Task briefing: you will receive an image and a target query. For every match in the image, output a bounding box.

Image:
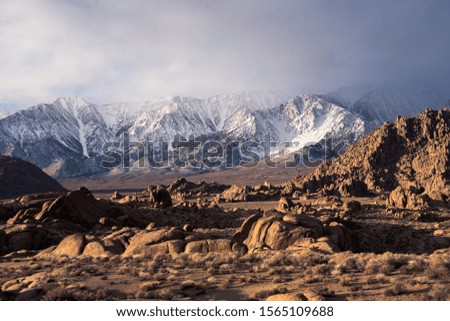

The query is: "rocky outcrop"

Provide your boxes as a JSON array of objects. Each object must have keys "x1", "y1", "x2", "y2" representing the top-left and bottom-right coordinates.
[
  {"x1": 276, "y1": 197, "x2": 295, "y2": 213},
  {"x1": 185, "y1": 239, "x2": 233, "y2": 254},
  {"x1": 235, "y1": 211, "x2": 356, "y2": 253},
  {"x1": 0, "y1": 156, "x2": 66, "y2": 199},
  {"x1": 148, "y1": 186, "x2": 173, "y2": 207},
  {"x1": 216, "y1": 185, "x2": 248, "y2": 202},
  {"x1": 123, "y1": 227, "x2": 185, "y2": 256},
  {"x1": 52, "y1": 234, "x2": 86, "y2": 257},
  {"x1": 35, "y1": 187, "x2": 108, "y2": 227},
  {"x1": 294, "y1": 108, "x2": 450, "y2": 200},
  {"x1": 386, "y1": 186, "x2": 431, "y2": 210}
]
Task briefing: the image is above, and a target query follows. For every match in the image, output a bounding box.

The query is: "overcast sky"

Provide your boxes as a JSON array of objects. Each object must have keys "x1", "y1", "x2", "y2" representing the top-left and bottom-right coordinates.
[{"x1": 0, "y1": 0, "x2": 449, "y2": 108}]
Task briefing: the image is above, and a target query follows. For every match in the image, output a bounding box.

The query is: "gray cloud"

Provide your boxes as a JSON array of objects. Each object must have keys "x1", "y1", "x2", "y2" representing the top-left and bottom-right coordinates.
[{"x1": 0, "y1": 0, "x2": 449, "y2": 107}]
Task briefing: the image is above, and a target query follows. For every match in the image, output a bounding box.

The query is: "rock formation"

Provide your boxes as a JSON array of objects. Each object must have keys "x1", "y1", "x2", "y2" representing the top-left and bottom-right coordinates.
[
  {"x1": 0, "y1": 156, "x2": 66, "y2": 199},
  {"x1": 294, "y1": 108, "x2": 450, "y2": 204}
]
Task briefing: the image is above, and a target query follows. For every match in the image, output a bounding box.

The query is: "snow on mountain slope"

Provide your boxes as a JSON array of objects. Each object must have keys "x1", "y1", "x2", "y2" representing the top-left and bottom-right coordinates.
[
  {"x1": 0, "y1": 97, "x2": 112, "y2": 168},
  {"x1": 0, "y1": 87, "x2": 445, "y2": 179},
  {"x1": 0, "y1": 110, "x2": 15, "y2": 120},
  {"x1": 0, "y1": 92, "x2": 288, "y2": 177},
  {"x1": 98, "y1": 91, "x2": 287, "y2": 140},
  {"x1": 227, "y1": 95, "x2": 367, "y2": 153}
]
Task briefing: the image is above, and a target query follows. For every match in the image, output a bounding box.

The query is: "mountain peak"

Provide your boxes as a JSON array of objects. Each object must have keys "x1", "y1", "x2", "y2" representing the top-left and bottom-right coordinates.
[{"x1": 54, "y1": 96, "x2": 91, "y2": 108}]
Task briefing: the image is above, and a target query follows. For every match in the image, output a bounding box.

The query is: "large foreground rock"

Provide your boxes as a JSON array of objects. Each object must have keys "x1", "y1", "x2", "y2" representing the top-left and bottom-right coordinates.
[
  {"x1": 185, "y1": 239, "x2": 232, "y2": 253},
  {"x1": 236, "y1": 212, "x2": 356, "y2": 253},
  {"x1": 52, "y1": 234, "x2": 86, "y2": 256},
  {"x1": 123, "y1": 227, "x2": 185, "y2": 256},
  {"x1": 241, "y1": 213, "x2": 323, "y2": 251}
]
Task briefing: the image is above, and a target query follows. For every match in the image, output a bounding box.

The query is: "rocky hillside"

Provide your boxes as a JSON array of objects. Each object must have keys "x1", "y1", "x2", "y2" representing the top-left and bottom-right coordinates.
[
  {"x1": 0, "y1": 156, "x2": 66, "y2": 198},
  {"x1": 294, "y1": 108, "x2": 450, "y2": 208}
]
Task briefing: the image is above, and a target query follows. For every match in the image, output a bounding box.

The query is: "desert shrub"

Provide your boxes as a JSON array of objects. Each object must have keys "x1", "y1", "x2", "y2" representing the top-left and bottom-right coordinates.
[
  {"x1": 42, "y1": 286, "x2": 75, "y2": 300},
  {"x1": 207, "y1": 267, "x2": 218, "y2": 276},
  {"x1": 137, "y1": 271, "x2": 152, "y2": 280},
  {"x1": 339, "y1": 276, "x2": 352, "y2": 286},
  {"x1": 425, "y1": 267, "x2": 447, "y2": 279},
  {"x1": 366, "y1": 274, "x2": 387, "y2": 285},
  {"x1": 311, "y1": 286, "x2": 335, "y2": 297},
  {"x1": 42, "y1": 286, "x2": 112, "y2": 301},
  {"x1": 331, "y1": 252, "x2": 360, "y2": 274},
  {"x1": 238, "y1": 253, "x2": 260, "y2": 264},
  {"x1": 311, "y1": 264, "x2": 332, "y2": 276},
  {"x1": 252, "y1": 287, "x2": 287, "y2": 300},
  {"x1": 422, "y1": 286, "x2": 448, "y2": 301},
  {"x1": 401, "y1": 258, "x2": 426, "y2": 274},
  {"x1": 303, "y1": 275, "x2": 321, "y2": 284},
  {"x1": 304, "y1": 253, "x2": 329, "y2": 267},
  {"x1": 384, "y1": 281, "x2": 407, "y2": 296},
  {"x1": 218, "y1": 263, "x2": 235, "y2": 275},
  {"x1": 251, "y1": 262, "x2": 269, "y2": 273},
  {"x1": 425, "y1": 253, "x2": 449, "y2": 279},
  {"x1": 365, "y1": 253, "x2": 411, "y2": 275}
]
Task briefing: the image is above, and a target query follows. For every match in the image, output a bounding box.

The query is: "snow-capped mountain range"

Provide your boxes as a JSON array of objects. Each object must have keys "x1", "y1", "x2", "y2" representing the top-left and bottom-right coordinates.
[{"x1": 0, "y1": 86, "x2": 448, "y2": 178}]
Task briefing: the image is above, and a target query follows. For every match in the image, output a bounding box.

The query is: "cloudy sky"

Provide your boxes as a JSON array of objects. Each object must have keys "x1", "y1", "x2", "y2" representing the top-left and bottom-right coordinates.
[{"x1": 0, "y1": 0, "x2": 449, "y2": 108}]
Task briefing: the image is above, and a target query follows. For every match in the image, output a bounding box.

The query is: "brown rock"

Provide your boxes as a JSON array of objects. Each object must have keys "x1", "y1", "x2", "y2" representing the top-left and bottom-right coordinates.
[
  {"x1": 276, "y1": 197, "x2": 294, "y2": 213},
  {"x1": 295, "y1": 109, "x2": 450, "y2": 200},
  {"x1": 308, "y1": 241, "x2": 340, "y2": 254},
  {"x1": 35, "y1": 188, "x2": 108, "y2": 227},
  {"x1": 218, "y1": 185, "x2": 247, "y2": 202},
  {"x1": 386, "y1": 186, "x2": 430, "y2": 210},
  {"x1": 233, "y1": 213, "x2": 262, "y2": 244},
  {"x1": 124, "y1": 240, "x2": 185, "y2": 257},
  {"x1": 82, "y1": 241, "x2": 109, "y2": 257},
  {"x1": 52, "y1": 234, "x2": 86, "y2": 257},
  {"x1": 266, "y1": 293, "x2": 307, "y2": 301},
  {"x1": 149, "y1": 187, "x2": 173, "y2": 207},
  {"x1": 185, "y1": 239, "x2": 232, "y2": 253},
  {"x1": 123, "y1": 227, "x2": 185, "y2": 256},
  {"x1": 242, "y1": 214, "x2": 323, "y2": 250}
]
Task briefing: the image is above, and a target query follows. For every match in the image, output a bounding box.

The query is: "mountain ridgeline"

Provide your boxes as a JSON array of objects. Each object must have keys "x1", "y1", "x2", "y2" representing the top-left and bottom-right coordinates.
[{"x1": 0, "y1": 86, "x2": 449, "y2": 178}]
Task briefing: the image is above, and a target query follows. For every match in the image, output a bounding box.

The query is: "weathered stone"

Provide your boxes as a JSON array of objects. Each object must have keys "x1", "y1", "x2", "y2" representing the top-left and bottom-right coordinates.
[
  {"x1": 233, "y1": 213, "x2": 262, "y2": 243},
  {"x1": 123, "y1": 227, "x2": 185, "y2": 256},
  {"x1": 35, "y1": 188, "x2": 108, "y2": 227},
  {"x1": 98, "y1": 216, "x2": 120, "y2": 227},
  {"x1": 295, "y1": 109, "x2": 450, "y2": 199},
  {"x1": 82, "y1": 241, "x2": 109, "y2": 256},
  {"x1": 266, "y1": 293, "x2": 307, "y2": 301},
  {"x1": 185, "y1": 239, "x2": 232, "y2": 253},
  {"x1": 5, "y1": 226, "x2": 50, "y2": 252},
  {"x1": 386, "y1": 186, "x2": 430, "y2": 210},
  {"x1": 52, "y1": 234, "x2": 86, "y2": 257},
  {"x1": 276, "y1": 197, "x2": 294, "y2": 213},
  {"x1": 124, "y1": 240, "x2": 185, "y2": 256},
  {"x1": 149, "y1": 187, "x2": 172, "y2": 207},
  {"x1": 309, "y1": 241, "x2": 340, "y2": 254},
  {"x1": 242, "y1": 214, "x2": 323, "y2": 250},
  {"x1": 16, "y1": 288, "x2": 44, "y2": 301},
  {"x1": 218, "y1": 185, "x2": 247, "y2": 202}
]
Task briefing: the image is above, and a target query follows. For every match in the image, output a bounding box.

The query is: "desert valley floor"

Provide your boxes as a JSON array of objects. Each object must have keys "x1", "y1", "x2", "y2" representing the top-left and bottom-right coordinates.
[{"x1": 0, "y1": 171, "x2": 449, "y2": 301}]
